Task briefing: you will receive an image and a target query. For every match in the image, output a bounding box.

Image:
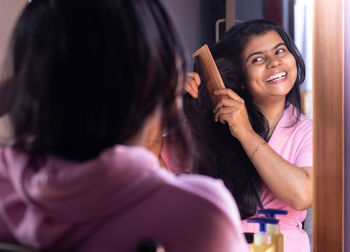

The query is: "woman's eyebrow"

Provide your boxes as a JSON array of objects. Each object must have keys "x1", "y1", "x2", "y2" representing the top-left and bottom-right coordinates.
[{"x1": 245, "y1": 42, "x2": 286, "y2": 63}]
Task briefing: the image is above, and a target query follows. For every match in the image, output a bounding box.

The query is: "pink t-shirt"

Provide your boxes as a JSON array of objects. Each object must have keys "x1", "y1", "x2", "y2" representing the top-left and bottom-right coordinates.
[
  {"x1": 241, "y1": 105, "x2": 313, "y2": 252},
  {"x1": 0, "y1": 144, "x2": 248, "y2": 252}
]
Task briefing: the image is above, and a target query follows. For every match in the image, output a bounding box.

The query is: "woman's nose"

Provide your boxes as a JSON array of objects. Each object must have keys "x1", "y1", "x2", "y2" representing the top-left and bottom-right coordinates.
[{"x1": 266, "y1": 56, "x2": 281, "y2": 68}]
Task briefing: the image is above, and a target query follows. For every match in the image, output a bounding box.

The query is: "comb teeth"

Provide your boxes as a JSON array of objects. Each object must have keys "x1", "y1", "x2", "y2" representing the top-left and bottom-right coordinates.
[{"x1": 192, "y1": 44, "x2": 225, "y2": 106}]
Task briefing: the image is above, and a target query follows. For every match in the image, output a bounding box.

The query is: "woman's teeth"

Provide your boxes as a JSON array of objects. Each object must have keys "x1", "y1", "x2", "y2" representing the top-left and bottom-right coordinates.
[{"x1": 265, "y1": 72, "x2": 287, "y2": 82}]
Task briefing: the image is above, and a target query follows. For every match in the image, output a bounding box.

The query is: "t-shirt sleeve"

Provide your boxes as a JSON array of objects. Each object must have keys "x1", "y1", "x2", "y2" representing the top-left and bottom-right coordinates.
[{"x1": 294, "y1": 120, "x2": 313, "y2": 167}]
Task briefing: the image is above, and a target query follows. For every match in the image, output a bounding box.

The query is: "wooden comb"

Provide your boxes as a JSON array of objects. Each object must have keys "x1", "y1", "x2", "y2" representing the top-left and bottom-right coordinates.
[{"x1": 192, "y1": 44, "x2": 225, "y2": 106}]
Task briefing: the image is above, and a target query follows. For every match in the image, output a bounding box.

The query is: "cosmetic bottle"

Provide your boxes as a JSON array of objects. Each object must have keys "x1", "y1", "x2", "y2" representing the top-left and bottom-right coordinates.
[
  {"x1": 257, "y1": 209, "x2": 288, "y2": 252},
  {"x1": 247, "y1": 217, "x2": 278, "y2": 252}
]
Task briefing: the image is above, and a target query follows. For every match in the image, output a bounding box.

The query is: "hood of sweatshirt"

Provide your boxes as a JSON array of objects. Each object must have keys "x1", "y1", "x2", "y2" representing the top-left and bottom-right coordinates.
[{"x1": 0, "y1": 145, "x2": 164, "y2": 247}]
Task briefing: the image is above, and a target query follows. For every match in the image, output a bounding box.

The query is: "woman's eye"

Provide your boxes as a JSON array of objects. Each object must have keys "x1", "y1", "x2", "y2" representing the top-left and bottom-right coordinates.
[
  {"x1": 276, "y1": 48, "x2": 285, "y2": 54},
  {"x1": 252, "y1": 57, "x2": 263, "y2": 63}
]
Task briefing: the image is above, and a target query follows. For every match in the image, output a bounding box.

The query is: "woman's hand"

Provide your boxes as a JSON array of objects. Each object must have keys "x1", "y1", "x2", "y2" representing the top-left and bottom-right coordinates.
[
  {"x1": 213, "y1": 88, "x2": 254, "y2": 140},
  {"x1": 184, "y1": 72, "x2": 201, "y2": 98}
]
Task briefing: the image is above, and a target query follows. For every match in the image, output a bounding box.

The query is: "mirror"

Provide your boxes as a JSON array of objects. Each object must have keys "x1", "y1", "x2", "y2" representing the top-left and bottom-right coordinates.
[{"x1": 161, "y1": 0, "x2": 344, "y2": 252}]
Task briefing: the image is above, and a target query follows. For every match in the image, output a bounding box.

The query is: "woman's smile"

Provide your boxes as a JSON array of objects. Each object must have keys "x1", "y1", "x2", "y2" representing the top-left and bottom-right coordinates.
[
  {"x1": 242, "y1": 30, "x2": 297, "y2": 105},
  {"x1": 265, "y1": 71, "x2": 287, "y2": 83}
]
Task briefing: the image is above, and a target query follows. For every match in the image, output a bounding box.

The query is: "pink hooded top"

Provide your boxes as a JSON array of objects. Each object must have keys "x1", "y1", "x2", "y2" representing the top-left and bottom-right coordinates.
[
  {"x1": 0, "y1": 144, "x2": 248, "y2": 252},
  {"x1": 241, "y1": 105, "x2": 313, "y2": 252}
]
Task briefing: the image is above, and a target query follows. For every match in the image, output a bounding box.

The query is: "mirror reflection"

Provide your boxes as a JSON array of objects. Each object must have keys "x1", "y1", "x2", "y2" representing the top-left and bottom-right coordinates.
[{"x1": 160, "y1": 0, "x2": 314, "y2": 251}]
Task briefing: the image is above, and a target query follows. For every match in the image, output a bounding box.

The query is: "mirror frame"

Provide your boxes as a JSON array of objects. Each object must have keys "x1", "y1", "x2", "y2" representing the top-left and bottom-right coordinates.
[{"x1": 313, "y1": 0, "x2": 344, "y2": 251}]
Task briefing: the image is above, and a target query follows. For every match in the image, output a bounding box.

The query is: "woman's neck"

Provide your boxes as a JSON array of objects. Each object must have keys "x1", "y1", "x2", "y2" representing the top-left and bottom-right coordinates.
[{"x1": 256, "y1": 100, "x2": 286, "y2": 138}]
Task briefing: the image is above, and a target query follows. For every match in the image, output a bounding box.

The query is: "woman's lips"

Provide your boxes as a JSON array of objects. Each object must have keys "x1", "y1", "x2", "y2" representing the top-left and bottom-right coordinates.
[{"x1": 265, "y1": 72, "x2": 288, "y2": 84}]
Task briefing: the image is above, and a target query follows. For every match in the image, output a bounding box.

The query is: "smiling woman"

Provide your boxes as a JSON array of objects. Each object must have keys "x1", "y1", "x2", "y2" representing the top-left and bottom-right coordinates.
[
  {"x1": 183, "y1": 19, "x2": 312, "y2": 252},
  {"x1": 242, "y1": 31, "x2": 298, "y2": 110}
]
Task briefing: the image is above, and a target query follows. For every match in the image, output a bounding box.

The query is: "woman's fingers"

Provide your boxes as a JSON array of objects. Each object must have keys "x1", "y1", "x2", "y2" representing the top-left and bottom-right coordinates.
[
  {"x1": 213, "y1": 97, "x2": 237, "y2": 113},
  {"x1": 184, "y1": 72, "x2": 201, "y2": 98},
  {"x1": 213, "y1": 103, "x2": 244, "y2": 122},
  {"x1": 185, "y1": 83, "x2": 198, "y2": 98},
  {"x1": 217, "y1": 113, "x2": 234, "y2": 125},
  {"x1": 212, "y1": 91, "x2": 252, "y2": 139},
  {"x1": 214, "y1": 88, "x2": 244, "y2": 103},
  {"x1": 214, "y1": 106, "x2": 234, "y2": 122},
  {"x1": 188, "y1": 72, "x2": 201, "y2": 86}
]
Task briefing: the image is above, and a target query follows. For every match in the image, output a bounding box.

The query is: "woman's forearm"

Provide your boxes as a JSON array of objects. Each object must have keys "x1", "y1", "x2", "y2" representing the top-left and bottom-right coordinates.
[{"x1": 238, "y1": 130, "x2": 312, "y2": 210}]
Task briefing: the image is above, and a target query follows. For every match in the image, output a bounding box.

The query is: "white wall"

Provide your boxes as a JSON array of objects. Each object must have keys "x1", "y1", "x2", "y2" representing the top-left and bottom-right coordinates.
[{"x1": 0, "y1": 0, "x2": 28, "y2": 76}]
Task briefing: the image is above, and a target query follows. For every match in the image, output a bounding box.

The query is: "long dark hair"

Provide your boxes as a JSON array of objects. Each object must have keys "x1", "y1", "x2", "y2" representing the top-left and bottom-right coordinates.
[
  {"x1": 0, "y1": 0, "x2": 190, "y2": 163},
  {"x1": 183, "y1": 19, "x2": 305, "y2": 219}
]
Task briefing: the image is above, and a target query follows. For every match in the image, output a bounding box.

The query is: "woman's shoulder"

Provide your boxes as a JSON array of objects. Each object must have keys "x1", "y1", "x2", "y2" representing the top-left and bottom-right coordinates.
[
  {"x1": 100, "y1": 145, "x2": 239, "y2": 217},
  {"x1": 174, "y1": 173, "x2": 237, "y2": 209},
  {"x1": 296, "y1": 113, "x2": 312, "y2": 134},
  {"x1": 270, "y1": 106, "x2": 312, "y2": 150},
  {"x1": 159, "y1": 171, "x2": 241, "y2": 222},
  {"x1": 153, "y1": 172, "x2": 248, "y2": 250},
  {"x1": 100, "y1": 146, "x2": 248, "y2": 250},
  {"x1": 284, "y1": 105, "x2": 313, "y2": 132}
]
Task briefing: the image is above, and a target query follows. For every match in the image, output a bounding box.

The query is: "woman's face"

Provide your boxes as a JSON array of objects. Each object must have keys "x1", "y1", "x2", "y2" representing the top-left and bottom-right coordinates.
[{"x1": 242, "y1": 30, "x2": 297, "y2": 106}]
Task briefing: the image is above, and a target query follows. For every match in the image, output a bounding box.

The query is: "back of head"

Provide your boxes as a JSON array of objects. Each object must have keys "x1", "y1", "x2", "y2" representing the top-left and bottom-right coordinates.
[{"x1": 0, "y1": 0, "x2": 186, "y2": 161}]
